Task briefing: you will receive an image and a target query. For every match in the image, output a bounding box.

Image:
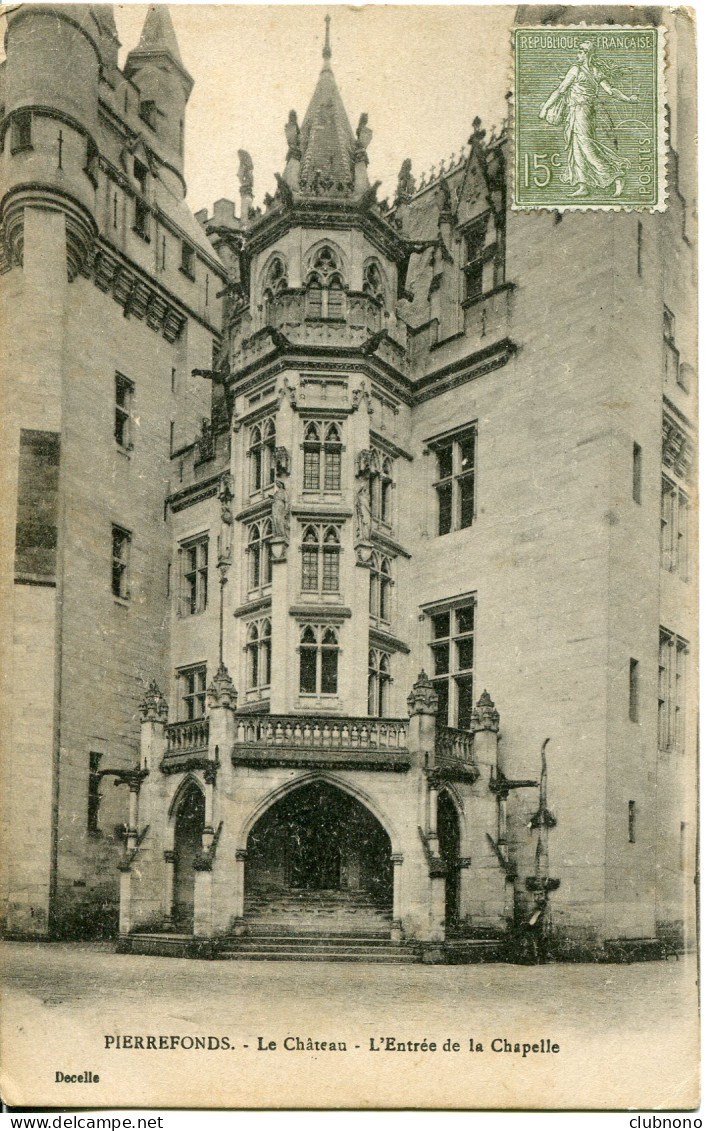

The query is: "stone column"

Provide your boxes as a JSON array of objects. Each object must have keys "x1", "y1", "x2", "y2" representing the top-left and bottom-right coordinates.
[
  {"x1": 162, "y1": 850, "x2": 176, "y2": 928},
  {"x1": 233, "y1": 848, "x2": 248, "y2": 935},
  {"x1": 390, "y1": 853, "x2": 404, "y2": 940},
  {"x1": 407, "y1": 670, "x2": 439, "y2": 772},
  {"x1": 200, "y1": 664, "x2": 238, "y2": 937}
]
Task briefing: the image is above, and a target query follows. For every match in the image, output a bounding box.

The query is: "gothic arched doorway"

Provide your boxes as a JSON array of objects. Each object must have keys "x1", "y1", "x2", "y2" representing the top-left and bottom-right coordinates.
[
  {"x1": 245, "y1": 781, "x2": 393, "y2": 934},
  {"x1": 438, "y1": 791, "x2": 462, "y2": 935},
  {"x1": 172, "y1": 782, "x2": 205, "y2": 931}
]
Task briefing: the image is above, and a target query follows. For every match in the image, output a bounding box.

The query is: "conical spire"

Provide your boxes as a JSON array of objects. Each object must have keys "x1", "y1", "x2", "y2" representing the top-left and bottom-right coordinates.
[
  {"x1": 125, "y1": 5, "x2": 193, "y2": 95},
  {"x1": 136, "y1": 5, "x2": 183, "y2": 63},
  {"x1": 297, "y1": 15, "x2": 358, "y2": 197}
]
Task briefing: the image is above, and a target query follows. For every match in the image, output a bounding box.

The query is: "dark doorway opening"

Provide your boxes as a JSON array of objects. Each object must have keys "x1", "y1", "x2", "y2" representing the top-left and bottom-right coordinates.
[
  {"x1": 245, "y1": 781, "x2": 393, "y2": 930},
  {"x1": 438, "y1": 791, "x2": 461, "y2": 934},
  {"x1": 172, "y1": 782, "x2": 205, "y2": 931}
]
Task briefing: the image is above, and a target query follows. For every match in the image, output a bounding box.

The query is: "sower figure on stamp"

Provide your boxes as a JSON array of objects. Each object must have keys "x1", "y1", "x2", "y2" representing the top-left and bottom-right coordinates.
[{"x1": 539, "y1": 40, "x2": 638, "y2": 197}]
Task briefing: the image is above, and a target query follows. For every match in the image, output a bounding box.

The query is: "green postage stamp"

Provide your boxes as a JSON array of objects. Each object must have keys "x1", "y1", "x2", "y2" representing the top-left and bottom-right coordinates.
[{"x1": 513, "y1": 26, "x2": 667, "y2": 210}]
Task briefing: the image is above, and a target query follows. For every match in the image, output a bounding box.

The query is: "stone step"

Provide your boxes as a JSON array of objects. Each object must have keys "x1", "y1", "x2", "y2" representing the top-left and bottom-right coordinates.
[
  {"x1": 234, "y1": 935, "x2": 401, "y2": 949},
  {"x1": 219, "y1": 946, "x2": 419, "y2": 963}
]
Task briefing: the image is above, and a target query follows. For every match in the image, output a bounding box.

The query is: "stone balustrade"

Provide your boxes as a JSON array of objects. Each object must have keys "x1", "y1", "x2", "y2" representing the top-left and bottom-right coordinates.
[
  {"x1": 434, "y1": 724, "x2": 475, "y2": 764},
  {"x1": 234, "y1": 714, "x2": 409, "y2": 751},
  {"x1": 165, "y1": 718, "x2": 210, "y2": 755}
]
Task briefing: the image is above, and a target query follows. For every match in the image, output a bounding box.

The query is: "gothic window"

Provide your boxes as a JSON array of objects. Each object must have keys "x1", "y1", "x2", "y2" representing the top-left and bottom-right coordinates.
[
  {"x1": 363, "y1": 259, "x2": 386, "y2": 305},
  {"x1": 431, "y1": 427, "x2": 477, "y2": 535},
  {"x1": 368, "y1": 650, "x2": 391, "y2": 717},
  {"x1": 180, "y1": 241, "x2": 195, "y2": 280},
  {"x1": 247, "y1": 518, "x2": 273, "y2": 592},
  {"x1": 114, "y1": 373, "x2": 134, "y2": 449},
  {"x1": 299, "y1": 625, "x2": 339, "y2": 696},
  {"x1": 300, "y1": 524, "x2": 341, "y2": 594},
  {"x1": 262, "y1": 256, "x2": 287, "y2": 325},
  {"x1": 133, "y1": 158, "x2": 150, "y2": 240},
  {"x1": 663, "y1": 307, "x2": 684, "y2": 389},
  {"x1": 661, "y1": 415, "x2": 692, "y2": 579},
  {"x1": 369, "y1": 553, "x2": 392, "y2": 624},
  {"x1": 10, "y1": 110, "x2": 32, "y2": 153},
  {"x1": 179, "y1": 664, "x2": 207, "y2": 721},
  {"x1": 87, "y1": 752, "x2": 102, "y2": 836},
  {"x1": 245, "y1": 618, "x2": 272, "y2": 694},
  {"x1": 139, "y1": 100, "x2": 157, "y2": 130},
  {"x1": 302, "y1": 421, "x2": 342, "y2": 493},
  {"x1": 462, "y1": 218, "x2": 487, "y2": 300},
  {"x1": 179, "y1": 534, "x2": 209, "y2": 615},
  {"x1": 84, "y1": 136, "x2": 99, "y2": 186},
  {"x1": 248, "y1": 417, "x2": 276, "y2": 493},
  {"x1": 428, "y1": 599, "x2": 475, "y2": 730},
  {"x1": 658, "y1": 630, "x2": 688, "y2": 753},
  {"x1": 304, "y1": 244, "x2": 346, "y2": 320},
  {"x1": 111, "y1": 525, "x2": 131, "y2": 599},
  {"x1": 367, "y1": 450, "x2": 394, "y2": 527}
]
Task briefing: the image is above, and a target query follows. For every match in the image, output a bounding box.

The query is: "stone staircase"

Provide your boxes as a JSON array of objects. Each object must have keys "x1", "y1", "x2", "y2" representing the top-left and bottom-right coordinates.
[
  {"x1": 219, "y1": 932, "x2": 419, "y2": 963},
  {"x1": 242, "y1": 887, "x2": 393, "y2": 937}
]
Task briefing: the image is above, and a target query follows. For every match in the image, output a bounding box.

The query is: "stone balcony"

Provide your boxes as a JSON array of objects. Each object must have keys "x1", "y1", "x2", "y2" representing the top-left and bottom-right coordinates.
[
  {"x1": 231, "y1": 714, "x2": 411, "y2": 772},
  {"x1": 230, "y1": 289, "x2": 409, "y2": 375},
  {"x1": 432, "y1": 725, "x2": 479, "y2": 783}
]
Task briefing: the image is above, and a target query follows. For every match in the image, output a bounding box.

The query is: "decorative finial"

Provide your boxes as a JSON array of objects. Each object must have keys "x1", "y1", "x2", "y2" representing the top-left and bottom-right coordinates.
[{"x1": 323, "y1": 14, "x2": 332, "y2": 64}]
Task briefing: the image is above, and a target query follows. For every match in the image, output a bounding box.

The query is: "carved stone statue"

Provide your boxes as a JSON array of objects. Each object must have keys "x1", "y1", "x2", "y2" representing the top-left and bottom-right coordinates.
[
  {"x1": 237, "y1": 149, "x2": 254, "y2": 195},
  {"x1": 275, "y1": 446, "x2": 291, "y2": 478},
  {"x1": 285, "y1": 110, "x2": 301, "y2": 158},
  {"x1": 355, "y1": 113, "x2": 373, "y2": 153},
  {"x1": 271, "y1": 479, "x2": 291, "y2": 541},
  {"x1": 396, "y1": 158, "x2": 416, "y2": 201},
  {"x1": 354, "y1": 482, "x2": 372, "y2": 543}
]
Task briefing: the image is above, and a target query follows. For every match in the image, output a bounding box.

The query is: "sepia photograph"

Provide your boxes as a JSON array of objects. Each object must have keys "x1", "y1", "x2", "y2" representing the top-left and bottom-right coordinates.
[{"x1": 0, "y1": 1, "x2": 699, "y2": 1112}]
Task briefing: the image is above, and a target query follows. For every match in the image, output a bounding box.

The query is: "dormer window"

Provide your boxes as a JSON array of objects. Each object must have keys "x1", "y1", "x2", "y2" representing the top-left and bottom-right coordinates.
[
  {"x1": 180, "y1": 241, "x2": 195, "y2": 280},
  {"x1": 463, "y1": 218, "x2": 487, "y2": 300},
  {"x1": 139, "y1": 100, "x2": 157, "y2": 131}
]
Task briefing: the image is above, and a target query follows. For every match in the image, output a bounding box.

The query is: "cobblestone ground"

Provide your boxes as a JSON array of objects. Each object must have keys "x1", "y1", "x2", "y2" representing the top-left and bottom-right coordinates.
[{"x1": 0, "y1": 942, "x2": 699, "y2": 1110}]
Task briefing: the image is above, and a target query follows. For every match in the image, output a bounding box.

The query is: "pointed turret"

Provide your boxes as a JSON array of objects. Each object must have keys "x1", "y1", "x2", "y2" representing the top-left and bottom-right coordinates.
[
  {"x1": 124, "y1": 6, "x2": 193, "y2": 180},
  {"x1": 287, "y1": 15, "x2": 370, "y2": 200},
  {"x1": 125, "y1": 6, "x2": 192, "y2": 96},
  {"x1": 134, "y1": 5, "x2": 183, "y2": 64}
]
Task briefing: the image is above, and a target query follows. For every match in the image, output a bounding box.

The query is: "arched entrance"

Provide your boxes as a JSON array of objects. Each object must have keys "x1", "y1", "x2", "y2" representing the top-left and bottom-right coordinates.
[
  {"x1": 172, "y1": 782, "x2": 205, "y2": 931},
  {"x1": 245, "y1": 780, "x2": 393, "y2": 934},
  {"x1": 437, "y1": 791, "x2": 461, "y2": 935}
]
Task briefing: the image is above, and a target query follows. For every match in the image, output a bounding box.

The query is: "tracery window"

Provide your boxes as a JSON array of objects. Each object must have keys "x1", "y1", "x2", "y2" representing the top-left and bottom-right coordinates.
[
  {"x1": 248, "y1": 417, "x2": 276, "y2": 493},
  {"x1": 658, "y1": 630, "x2": 688, "y2": 753},
  {"x1": 304, "y1": 245, "x2": 346, "y2": 320},
  {"x1": 369, "y1": 552, "x2": 392, "y2": 624},
  {"x1": 363, "y1": 259, "x2": 386, "y2": 305},
  {"x1": 299, "y1": 625, "x2": 339, "y2": 696},
  {"x1": 246, "y1": 518, "x2": 273, "y2": 591},
  {"x1": 302, "y1": 421, "x2": 342, "y2": 492},
  {"x1": 245, "y1": 618, "x2": 272, "y2": 694},
  {"x1": 367, "y1": 449, "x2": 394, "y2": 526},
  {"x1": 262, "y1": 256, "x2": 287, "y2": 326},
  {"x1": 300, "y1": 524, "x2": 341, "y2": 594},
  {"x1": 368, "y1": 650, "x2": 391, "y2": 717}
]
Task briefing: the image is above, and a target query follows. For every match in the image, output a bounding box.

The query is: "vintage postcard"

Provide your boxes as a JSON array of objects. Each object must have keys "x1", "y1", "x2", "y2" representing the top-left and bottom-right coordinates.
[{"x1": 0, "y1": 2, "x2": 699, "y2": 1112}]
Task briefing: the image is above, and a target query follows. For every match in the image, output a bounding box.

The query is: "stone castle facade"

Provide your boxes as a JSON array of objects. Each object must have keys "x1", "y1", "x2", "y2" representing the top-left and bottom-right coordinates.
[{"x1": 0, "y1": 5, "x2": 697, "y2": 959}]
